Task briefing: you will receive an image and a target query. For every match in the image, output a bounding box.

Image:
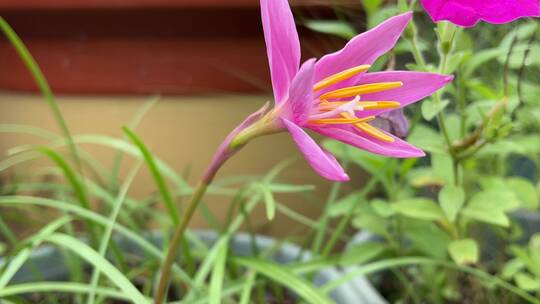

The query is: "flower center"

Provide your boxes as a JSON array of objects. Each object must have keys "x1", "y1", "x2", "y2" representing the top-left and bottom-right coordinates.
[{"x1": 308, "y1": 65, "x2": 403, "y2": 143}]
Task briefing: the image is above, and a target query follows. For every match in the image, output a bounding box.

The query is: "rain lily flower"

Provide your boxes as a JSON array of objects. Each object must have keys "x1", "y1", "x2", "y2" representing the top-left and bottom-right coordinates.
[
  {"x1": 420, "y1": 0, "x2": 540, "y2": 27},
  {"x1": 226, "y1": 0, "x2": 452, "y2": 182}
]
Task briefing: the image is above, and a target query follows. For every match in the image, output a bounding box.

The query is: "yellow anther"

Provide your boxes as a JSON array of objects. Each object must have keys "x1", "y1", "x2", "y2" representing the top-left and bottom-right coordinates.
[
  {"x1": 313, "y1": 65, "x2": 371, "y2": 92},
  {"x1": 309, "y1": 117, "x2": 372, "y2": 125},
  {"x1": 320, "y1": 82, "x2": 403, "y2": 100},
  {"x1": 361, "y1": 101, "x2": 401, "y2": 110},
  {"x1": 340, "y1": 112, "x2": 394, "y2": 142},
  {"x1": 318, "y1": 100, "x2": 400, "y2": 111},
  {"x1": 355, "y1": 122, "x2": 395, "y2": 142}
]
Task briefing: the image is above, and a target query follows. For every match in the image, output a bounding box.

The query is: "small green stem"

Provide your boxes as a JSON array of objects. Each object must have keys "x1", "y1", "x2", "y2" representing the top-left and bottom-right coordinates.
[
  {"x1": 321, "y1": 178, "x2": 378, "y2": 256},
  {"x1": 154, "y1": 182, "x2": 208, "y2": 304},
  {"x1": 408, "y1": 28, "x2": 427, "y2": 69},
  {"x1": 311, "y1": 160, "x2": 348, "y2": 254}
]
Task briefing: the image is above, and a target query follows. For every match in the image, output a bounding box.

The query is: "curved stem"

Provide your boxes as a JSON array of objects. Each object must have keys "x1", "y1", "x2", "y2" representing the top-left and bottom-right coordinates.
[
  {"x1": 153, "y1": 104, "x2": 272, "y2": 303},
  {"x1": 154, "y1": 182, "x2": 208, "y2": 304}
]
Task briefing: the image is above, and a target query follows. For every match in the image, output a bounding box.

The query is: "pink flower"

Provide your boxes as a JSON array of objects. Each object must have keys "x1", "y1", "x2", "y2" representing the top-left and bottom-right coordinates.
[
  {"x1": 256, "y1": 0, "x2": 453, "y2": 182},
  {"x1": 420, "y1": 0, "x2": 540, "y2": 27}
]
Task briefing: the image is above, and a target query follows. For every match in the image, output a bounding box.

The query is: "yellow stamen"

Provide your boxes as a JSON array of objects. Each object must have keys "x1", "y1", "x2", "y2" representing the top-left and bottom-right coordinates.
[
  {"x1": 318, "y1": 100, "x2": 400, "y2": 111},
  {"x1": 309, "y1": 116, "x2": 373, "y2": 125},
  {"x1": 320, "y1": 82, "x2": 403, "y2": 100},
  {"x1": 341, "y1": 113, "x2": 394, "y2": 142},
  {"x1": 313, "y1": 65, "x2": 371, "y2": 92},
  {"x1": 361, "y1": 101, "x2": 401, "y2": 110},
  {"x1": 355, "y1": 122, "x2": 395, "y2": 142}
]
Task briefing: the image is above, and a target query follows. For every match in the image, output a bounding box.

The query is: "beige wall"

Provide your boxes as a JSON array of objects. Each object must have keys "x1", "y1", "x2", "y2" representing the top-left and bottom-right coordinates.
[{"x1": 0, "y1": 92, "x2": 366, "y2": 236}]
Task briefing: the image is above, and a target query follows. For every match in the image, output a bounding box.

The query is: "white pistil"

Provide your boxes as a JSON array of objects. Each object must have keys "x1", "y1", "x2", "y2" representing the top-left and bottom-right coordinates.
[{"x1": 309, "y1": 96, "x2": 361, "y2": 120}]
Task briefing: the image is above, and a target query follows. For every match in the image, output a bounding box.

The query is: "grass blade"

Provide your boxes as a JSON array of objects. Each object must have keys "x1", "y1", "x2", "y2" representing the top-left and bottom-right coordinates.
[
  {"x1": 209, "y1": 241, "x2": 228, "y2": 304},
  {"x1": 0, "y1": 282, "x2": 145, "y2": 302},
  {"x1": 87, "y1": 162, "x2": 141, "y2": 304},
  {"x1": 39, "y1": 147, "x2": 99, "y2": 247},
  {"x1": 233, "y1": 257, "x2": 333, "y2": 304},
  {"x1": 122, "y1": 127, "x2": 179, "y2": 223},
  {"x1": 0, "y1": 17, "x2": 82, "y2": 174},
  {"x1": 0, "y1": 196, "x2": 194, "y2": 286},
  {"x1": 0, "y1": 216, "x2": 72, "y2": 288},
  {"x1": 46, "y1": 233, "x2": 149, "y2": 304}
]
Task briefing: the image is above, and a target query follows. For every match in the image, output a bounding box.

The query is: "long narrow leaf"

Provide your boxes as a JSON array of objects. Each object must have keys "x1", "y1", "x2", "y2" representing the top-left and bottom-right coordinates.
[
  {"x1": 0, "y1": 282, "x2": 144, "y2": 302},
  {"x1": 46, "y1": 233, "x2": 148, "y2": 304},
  {"x1": 87, "y1": 163, "x2": 141, "y2": 304},
  {"x1": 122, "y1": 128, "x2": 179, "y2": 223},
  {"x1": 0, "y1": 216, "x2": 72, "y2": 288},
  {"x1": 233, "y1": 257, "x2": 333, "y2": 304},
  {"x1": 0, "y1": 18, "x2": 82, "y2": 174}
]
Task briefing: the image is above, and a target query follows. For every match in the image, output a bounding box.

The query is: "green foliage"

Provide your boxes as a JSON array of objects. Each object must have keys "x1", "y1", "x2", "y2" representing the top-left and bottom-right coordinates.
[
  {"x1": 0, "y1": 2, "x2": 539, "y2": 304},
  {"x1": 448, "y1": 239, "x2": 479, "y2": 265},
  {"x1": 312, "y1": 1, "x2": 540, "y2": 302}
]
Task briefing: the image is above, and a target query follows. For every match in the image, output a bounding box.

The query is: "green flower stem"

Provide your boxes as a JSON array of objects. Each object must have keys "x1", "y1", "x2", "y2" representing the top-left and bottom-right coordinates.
[
  {"x1": 153, "y1": 107, "x2": 272, "y2": 303},
  {"x1": 154, "y1": 182, "x2": 208, "y2": 304},
  {"x1": 321, "y1": 178, "x2": 378, "y2": 257},
  {"x1": 407, "y1": 20, "x2": 454, "y2": 160}
]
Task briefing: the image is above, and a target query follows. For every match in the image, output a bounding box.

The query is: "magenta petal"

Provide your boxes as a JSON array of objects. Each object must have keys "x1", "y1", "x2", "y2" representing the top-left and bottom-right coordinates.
[
  {"x1": 311, "y1": 125, "x2": 425, "y2": 158},
  {"x1": 285, "y1": 58, "x2": 315, "y2": 125},
  {"x1": 281, "y1": 118, "x2": 349, "y2": 182},
  {"x1": 420, "y1": 0, "x2": 540, "y2": 27},
  {"x1": 354, "y1": 71, "x2": 453, "y2": 118},
  {"x1": 261, "y1": 0, "x2": 301, "y2": 103},
  {"x1": 314, "y1": 12, "x2": 412, "y2": 87}
]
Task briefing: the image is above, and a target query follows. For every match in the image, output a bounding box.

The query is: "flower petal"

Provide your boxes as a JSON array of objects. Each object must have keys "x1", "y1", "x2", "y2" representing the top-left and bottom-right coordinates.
[
  {"x1": 282, "y1": 118, "x2": 349, "y2": 182},
  {"x1": 354, "y1": 71, "x2": 453, "y2": 118},
  {"x1": 420, "y1": 0, "x2": 540, "y2": 27},
  {"x1": 285, "y1": 58, "x2": 315, "y2": 125},
  {"x1": 261, "y1": 0, "x2": 301, "y2": 103},
  {"x1": 310, "y1": 125, "x2": 425, "y2": 158},
  {"x1": 314, "y1": 12, "x2": 412, "y2": 87}
]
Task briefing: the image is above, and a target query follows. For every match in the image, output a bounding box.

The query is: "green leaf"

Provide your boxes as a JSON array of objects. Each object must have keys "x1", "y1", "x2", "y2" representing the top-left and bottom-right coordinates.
[
  {"x1": 0, "y1": 195, "x2": 193, "y2": 286},
  {"x1": 0, "y1": 282, "x2": 140, "y2": 302},
  {"x1": 371, "y1": 199, "x2": 395, "y2": 218},
  {"x1": 340, "y1": 242, "x2": 386, "y2": 267},
  {"x1": 361, "y1": 0, "x2": 383, "y2": 13},
  {"x1": 233, "y1": 257, "x2": 333, "y2": 304},
  {"x1": 422, "y1": 98, "x2": 450, "y2": 121},
  {"x1": 439, "y1": 185, "x2": 465, "y2": 222},
  {"x1": 402, "y1": 219, "x2": 451, "y2": 258},
  {"x1": 87, "y1": 164, "x2": 141, "y2": 304},
  {"x1": 448, "y1": 239, "x2": 479, "y2": 265},
  {"x1": 0, "y1": 216, "x2": 72, "y2": 289},
  {"x1": 254, "y1": 183, "x2": 276, "y2": 220},
  {"x1": 328, "y1": 190, "x2": 366, "y2": 217},
  {"x1": 393, "y1": 198, "x2": 445, "y2": 221},
  {"x1": 407, "y1": 124, "x2": 446, "y2": 154},
  {"x1": 46, "y1": 233, "x2": 148, "y2": 304},
  {"x1": 462, "y1": 190, "x2": 521, "y2": 227},
  {"x1": 323, "y1": 139, "x2": 392, "y2": 187},
  {"x1": 123, "y1": 127, "x2": 179, "y2": 224},
  {"x1": 529, "y1": 234, "x2": 540, "y2": 277},
  {"x1": 462, "y1": 206, "x2": 510, "y2": 226},
  {"x1": 506, "y1": 177, "x2": 539, "y2": 209},
  {"x1": 0, "y1": 18, "x2": 82, "y2": 176},
  {"x1": 209, "y1": 243, "x2": 228, "y2": 304},
  {"x1": 407, "y1": 167, "x2": 446, "y2": 187},
  {"x1": 352, "y1": 212, "x2": 387, "y2": 237},
  {"x1": 515, "y1": 272, "x2": 540, "y2": 291},
  {"x1": 304, "y1": 20, "x2": 356, "y2": 40},
  {"x1": 432, "y1": 153, "x2": 454, "y2": 185},
  {"x1": 501, "y1": 258, "x2": 526, "y2": 279}
]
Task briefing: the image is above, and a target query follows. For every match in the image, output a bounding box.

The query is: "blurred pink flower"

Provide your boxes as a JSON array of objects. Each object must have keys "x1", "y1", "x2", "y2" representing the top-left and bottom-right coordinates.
[
  {"x1": 420, "y1": 0, "x2": 540, "y2": 27},
  {"x1": 257, "y1": 0, "x2": 452, "y2": 182}
]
